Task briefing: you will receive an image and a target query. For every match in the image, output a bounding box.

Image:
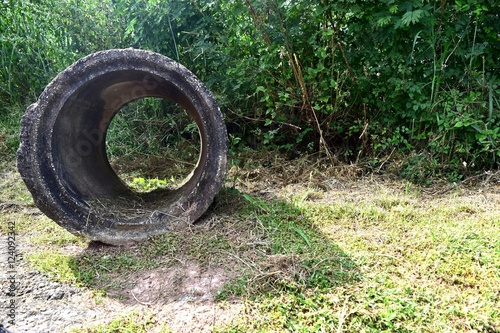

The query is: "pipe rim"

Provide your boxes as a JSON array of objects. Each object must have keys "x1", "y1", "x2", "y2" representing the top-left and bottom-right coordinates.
[{"x1": 17, "y1": 49, "x2": 228, "y2": 245}]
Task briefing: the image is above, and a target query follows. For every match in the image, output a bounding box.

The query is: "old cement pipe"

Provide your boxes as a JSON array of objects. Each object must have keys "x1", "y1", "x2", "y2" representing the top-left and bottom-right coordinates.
[{"x1": 17, "y1": 49, "x2": 228, "y2": 245}]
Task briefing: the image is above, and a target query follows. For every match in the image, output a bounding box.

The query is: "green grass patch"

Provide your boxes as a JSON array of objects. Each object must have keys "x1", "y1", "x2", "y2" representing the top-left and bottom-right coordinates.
[
  {"x1": 216, "y1": 193, "x2": 360, "y2": 300},
  {"x1": 215, "y1": 185, "x2": 500, "y2": 332},
  {"x1": 27, "y1": 251, "x2": 89, "y2": 286}
]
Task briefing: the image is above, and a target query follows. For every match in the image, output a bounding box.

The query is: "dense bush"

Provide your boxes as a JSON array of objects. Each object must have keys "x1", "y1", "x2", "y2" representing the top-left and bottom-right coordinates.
[
  {"x1": 0, "y1": 0, "x2": 123, "y2": 107},
  {"x1": 1, "y1": 0, "x2": 498, "y2": 180}
]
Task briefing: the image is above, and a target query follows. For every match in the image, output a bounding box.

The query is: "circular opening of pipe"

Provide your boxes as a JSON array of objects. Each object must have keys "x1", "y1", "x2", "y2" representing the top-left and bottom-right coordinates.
[
  {"x1": 50, "y1": 69, "x2": 209, "y2": 216},
  {"x1": 106, "y1": 96, "x2": 201, "y2": 192}
]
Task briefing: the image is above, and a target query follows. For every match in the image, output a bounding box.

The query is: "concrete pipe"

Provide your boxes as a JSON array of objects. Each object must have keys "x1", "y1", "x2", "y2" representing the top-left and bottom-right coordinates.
[{"x1": 17, "y1": 49, "x2": 228, "y2": 245}]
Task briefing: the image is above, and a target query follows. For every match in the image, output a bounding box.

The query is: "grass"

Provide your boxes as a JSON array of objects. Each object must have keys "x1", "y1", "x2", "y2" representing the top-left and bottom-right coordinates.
[
  {"x1": 0, "y1": 104, "x2": 23, "y2": 158},
  {"x1": 212, "y1": 171, "x2": 500, "y2": 332},
  {"x1": 1, "y1": 149, "x2": 499, "y2": 332}
]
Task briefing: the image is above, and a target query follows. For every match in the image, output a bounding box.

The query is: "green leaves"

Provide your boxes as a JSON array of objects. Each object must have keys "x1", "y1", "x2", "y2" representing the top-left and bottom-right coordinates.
[
  {"x1": 400, "y1": 9, "x2": 425, "y2": 27},
  {"x1": 0, "y1": 0, "x2": 124, "y2": 112}
]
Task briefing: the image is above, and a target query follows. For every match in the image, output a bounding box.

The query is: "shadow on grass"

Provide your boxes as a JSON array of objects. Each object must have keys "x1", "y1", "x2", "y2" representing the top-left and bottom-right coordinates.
[{"x1": 64, "y1": 187, "x2": 360, "y2": 307}]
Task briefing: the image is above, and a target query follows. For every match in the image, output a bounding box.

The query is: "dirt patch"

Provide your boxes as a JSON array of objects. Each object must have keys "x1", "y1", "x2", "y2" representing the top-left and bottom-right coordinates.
[
  {"x1": 1, "y1": 234, "x2": 244, "y2": 333},
  {"x1": 113, "y1": 261, "x2": 231, "y2": 305},
  {"x1": 149, "y1": 301, "x2": 243, "y2": 333}
]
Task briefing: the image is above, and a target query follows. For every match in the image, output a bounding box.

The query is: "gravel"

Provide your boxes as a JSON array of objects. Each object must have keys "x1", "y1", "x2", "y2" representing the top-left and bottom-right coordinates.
[{"x1": 0, "y1": 236, "x2": 101, "y2": 333}]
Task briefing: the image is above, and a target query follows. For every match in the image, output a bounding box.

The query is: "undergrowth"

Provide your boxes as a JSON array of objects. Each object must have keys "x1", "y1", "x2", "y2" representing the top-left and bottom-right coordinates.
[{"x1": 1, "y1": 0, "x2": 499, "y2": 179}]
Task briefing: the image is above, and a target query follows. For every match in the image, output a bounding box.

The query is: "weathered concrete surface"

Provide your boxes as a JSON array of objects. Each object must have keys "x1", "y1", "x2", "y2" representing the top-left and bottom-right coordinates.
[{"x1": 17, "y1": 49, "x2": 228, "y2": 245}]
